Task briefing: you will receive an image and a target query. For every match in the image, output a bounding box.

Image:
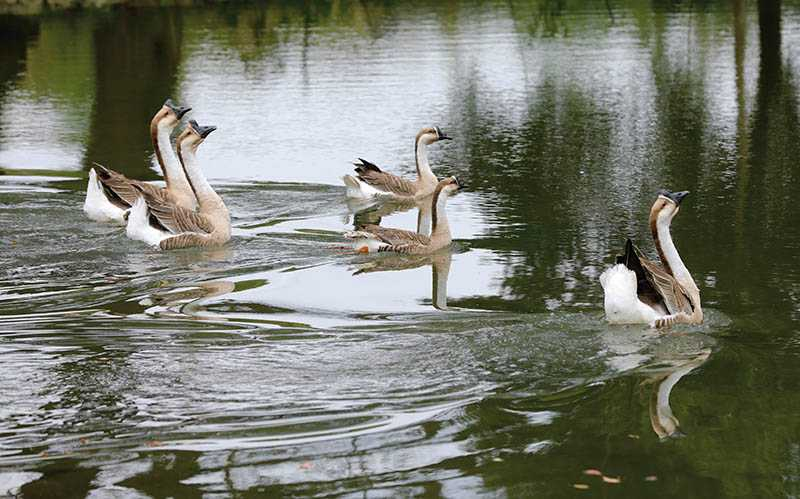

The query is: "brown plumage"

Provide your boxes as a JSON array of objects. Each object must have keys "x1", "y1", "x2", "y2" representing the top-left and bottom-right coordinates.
[
  {"x1": 353, "y1": 158, "x2": 418, "y2": 197},
  {"x1": 93, "y1": 163, "x2": 166, "y2": 209},
  {"x1": 343, "y1": 126, "x2": 451, "y2": 200},
  {"x1": 132, "y1": 184, "x2": 214, "y2": 236},
  {"x1": 345, "y1": 177, "x2": 462, "y2": 255},
  {"x1": 357, "y1": 224, "x2": 432, "y2": 254},
  {"x1": 618, "y1": 239, "x2": 694, "y2": 317},
  {"x1": 126, "y1": 120, "x2": 230, "y2": 251}
]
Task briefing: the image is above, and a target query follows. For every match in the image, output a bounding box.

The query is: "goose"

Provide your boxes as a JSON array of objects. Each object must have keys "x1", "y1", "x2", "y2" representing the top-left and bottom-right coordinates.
[
  {"x1": 342, "y1": 126, "x2": 452, "y2": 200},
  {"x1": 83, "y1": 99, "x2": 193, "y2": 224},
  {"x1": 344, "y1": 177, "x2": 462, "y2": 254},
  {"x1": 126, "y1": 120, "x2": 230, "y2": 250},
  {"x1": 600, "y1": 190, "x2": 703, "y2": 328}
]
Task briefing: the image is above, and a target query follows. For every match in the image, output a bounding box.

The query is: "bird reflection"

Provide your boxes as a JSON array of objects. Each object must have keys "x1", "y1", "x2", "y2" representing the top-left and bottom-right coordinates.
[
  {"x1": 346, "y1": 194, "x2": 434, "y2": 236},
  {"x1": 352, "y1": 250, "x2": 452, "y2": 310},
  {"x1": 640, "y1": 349, "x2": 710, "y2": 440},
  {"x1": 140, "y1": 280, "x2": 235, "y2": 316}
]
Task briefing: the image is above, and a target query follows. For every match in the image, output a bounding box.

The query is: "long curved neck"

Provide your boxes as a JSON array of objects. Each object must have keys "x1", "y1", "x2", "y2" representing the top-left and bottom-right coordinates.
[
  {"x1": 151, "y1": 120, "x2": 191, "y2": 195},
  {"x1": 651, "y1": 209, "x2": 702, "y2": 317},
  {"x1": 651, "y1": 211, "x2": 691, "y2": 284},
  {"x1": 417, "y1": 199, "x2": 432, "y2": 235},
  {"x1": 430, "y1": 188, "x2": 451, "y2": 242},
  {"x1": 414, "y1": 134, "x2": 436, "y2": 182},
  {"x1": 177, "y1": 142, "x2": 224, "y2": 215}
]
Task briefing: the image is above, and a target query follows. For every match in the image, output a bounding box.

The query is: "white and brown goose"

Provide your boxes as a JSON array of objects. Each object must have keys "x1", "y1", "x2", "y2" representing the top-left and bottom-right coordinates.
[
  {"x1": 83, "y1": 99, "x2": 194, "y2": 224},
  {"x1": 600, "y1": 190, "x2": 703, "y2": 328},
  {"x1": 342, "y1": 126, "x2": 452, "y2": 200},
  {"x1": 344, "y1": 177, "x2": 462, "y2": 254},
  {"x1": 126, "y1": 120, "x2": 230, "y2": 250}
]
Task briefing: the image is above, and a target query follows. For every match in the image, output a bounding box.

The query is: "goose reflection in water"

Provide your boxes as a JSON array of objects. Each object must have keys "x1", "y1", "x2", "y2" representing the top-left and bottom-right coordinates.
[
  {"x1": 347, "y1": 189, "x2": 435, "y2": 236},
  {"x1": 140, "y1": 280, "x2": 235, "y2": 317},
  {"x1": 352, "y1": 250, "x2": 452, "y2": 310},
  {"x1": 639, "y1": 349, "x2": 711, "y2": 440}
]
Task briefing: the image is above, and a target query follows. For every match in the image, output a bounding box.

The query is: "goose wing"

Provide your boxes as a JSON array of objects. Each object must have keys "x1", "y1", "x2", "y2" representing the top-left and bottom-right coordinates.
[
  {"x1": 357, "y1": 224, "x2": 430, "y2": 247},
  {"x1": 134, "y1": 185, "x2": 214, "y2": 235},
  {"x1": 619, "y1": 239, "x2": 693, "y2": 315},
  {"x1": 354, "y1": 158, "x2": 418, "y2": 197},
  {"x1": 93, "y1": 163, "x2": 163, "y2": 208}
]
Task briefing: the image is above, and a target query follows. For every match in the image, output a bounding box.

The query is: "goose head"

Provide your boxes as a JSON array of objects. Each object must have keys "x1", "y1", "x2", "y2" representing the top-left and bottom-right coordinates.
[
  {"x1": 179, "y1": 120, "x2": 217, "y2": 152},
  {"x1": 417, "y1": 126, "x2": 453, "y2": 146},
  {"x1": 435, "y1": 176, "x2": 463, "y2": 199},
  {"x1": 153, "y1": 99, "x2": 192, "y2": 129},
  {"x1": 650, "y1": 189, "x2": 689, "y2": 223}
]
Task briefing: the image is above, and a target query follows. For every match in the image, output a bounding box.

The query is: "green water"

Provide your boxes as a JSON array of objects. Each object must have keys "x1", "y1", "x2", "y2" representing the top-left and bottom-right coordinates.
[{"x1": 1, "y1": 1, "x2": 799, "y2": 497}]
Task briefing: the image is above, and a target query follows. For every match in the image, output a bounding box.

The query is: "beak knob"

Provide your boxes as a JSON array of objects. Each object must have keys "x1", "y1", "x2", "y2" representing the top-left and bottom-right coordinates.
[
  {"x1": 164, "y1": 98, "x2": 192, "y2": 119},
  {"x1": 434, "y1": 126, "x2": 452, "y2": 141},
  {"x1": 657, "y1": 189, "x2": 690, "y2": 205},
  {"x1": 189, "y1": 119, "x2": 217, "y2": 139}
]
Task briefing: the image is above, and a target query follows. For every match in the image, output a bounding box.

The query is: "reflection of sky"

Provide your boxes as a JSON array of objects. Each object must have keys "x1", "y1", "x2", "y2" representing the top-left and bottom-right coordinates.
[
  {"x1": 197, "y1": 248, "x2": 508, "y2": 324},
  {"x1": 2, "y1": 5, "x2": 799, "y2": 182},
  {"x1": 0, "y1": 18, "x2": 94, "y2": 170},
  {"x1": 0, "y1": 92, "x2": 89, "y2": 170}
]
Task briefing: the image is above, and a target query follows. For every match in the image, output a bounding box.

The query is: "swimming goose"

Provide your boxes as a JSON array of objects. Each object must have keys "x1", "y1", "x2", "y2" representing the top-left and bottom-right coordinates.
[
  {"x1": 342, "y1": 126, "x2": 452, "y2": 200},
  {"x1": 83, "y1": 99, "x2": 193, "y2": 224},
  {"x1": 344, "y1": 177, "x2": 462, "y2": 254},
  {"x1": 600, "y1": 190, "x2": 703, "y2": 328},
  {"x1": 126, "y1": 120, "x2": 231, "y2": 250}
]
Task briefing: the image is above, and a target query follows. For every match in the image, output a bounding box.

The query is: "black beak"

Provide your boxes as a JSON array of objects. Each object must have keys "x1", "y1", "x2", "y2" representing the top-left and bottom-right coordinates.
[
  {"x1": 673, "y1": 191, "x2": 690, "y2": 205},
  {"x1": 164, "y1": 99, "x2": 192, "y2": 119},
  {"x1": 453, "y1": 177, "x2": 465, "y2": 190},
  {"x1": 434, "y1": 126, "x2": 452, "y2": 141},
  {"x1": 657, "y1": 189, "x2": 690, "y2": 205},
  {"x1": 189, "y1": 119, "x2": 217, "y2": 139}
]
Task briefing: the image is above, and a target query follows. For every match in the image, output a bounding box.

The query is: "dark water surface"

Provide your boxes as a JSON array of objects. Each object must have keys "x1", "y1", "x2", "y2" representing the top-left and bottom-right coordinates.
[{"x1": 1, "y1": 0, "x2": 800, "y2": 497}]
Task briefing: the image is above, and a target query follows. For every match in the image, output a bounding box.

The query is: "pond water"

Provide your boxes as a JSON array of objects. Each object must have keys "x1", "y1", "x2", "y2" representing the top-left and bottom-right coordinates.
[{"x1": 1, "y1": 0, "x2": 800, "y2": 496}]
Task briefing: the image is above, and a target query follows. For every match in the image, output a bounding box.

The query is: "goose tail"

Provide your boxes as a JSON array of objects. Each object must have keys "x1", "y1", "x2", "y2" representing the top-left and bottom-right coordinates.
[
  {"x1": 126, "y1": 197, "x2": 166, "y2": 248},
  {"x1": 342, "y1": 174, "x2": 373, "y2": 199},
  {"x1": 600, "y1": 263, "x2": 657, "y2": 324},
  {"x1": 83, "y1": 167, "x2": 126, "y2": 224}
]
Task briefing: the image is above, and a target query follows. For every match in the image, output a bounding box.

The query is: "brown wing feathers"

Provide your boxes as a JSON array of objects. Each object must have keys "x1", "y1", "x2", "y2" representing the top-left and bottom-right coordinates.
[
  {"x1": 131, "y1": 184, "x2": 214, "y2": 235},
  {"x1": 358, "y1": 224, "x2": 430, "y2": 247},
  {"x1": 354, "y1": 158, "x2": 383, "y2": 175},
  {"x1": 619, "y1": 238, "x2": 693, "y2": 314},
  {"x1": 353, "y1": 159, "x2": 417, "y2": 196},
  {"x1": 93, "y1": 162, "x2": 164, "y2": 208}
]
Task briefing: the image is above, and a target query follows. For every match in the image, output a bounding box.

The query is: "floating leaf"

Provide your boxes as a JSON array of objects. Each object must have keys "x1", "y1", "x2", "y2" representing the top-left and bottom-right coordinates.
[
  {"x1": 145, "y1": 440, "x2": 163, "y2": 448},
  {"x1": 627, "y1": 434, "x2": 640, "y2": 439},
  {"x1": 645, "y1": 475, "x2": 658, "y2": 482},
  {"x1": 299, "y1": 461, "x2": 313, "y2": 470},
  {"x1": 602, "y1": 476, "x2": 622, "y2": 484},
  {"x1": 573, "y1": 484, "x2": 590, "y2": 490},
  {"x1": 583, "y1": 469, "x2": 602, "y2": 476}
]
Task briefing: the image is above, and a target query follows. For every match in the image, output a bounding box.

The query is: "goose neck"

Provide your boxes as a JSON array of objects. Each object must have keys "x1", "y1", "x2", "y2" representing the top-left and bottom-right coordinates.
[{"x1": 415, "y1": 136, "x2": 436, "y2": 182}]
